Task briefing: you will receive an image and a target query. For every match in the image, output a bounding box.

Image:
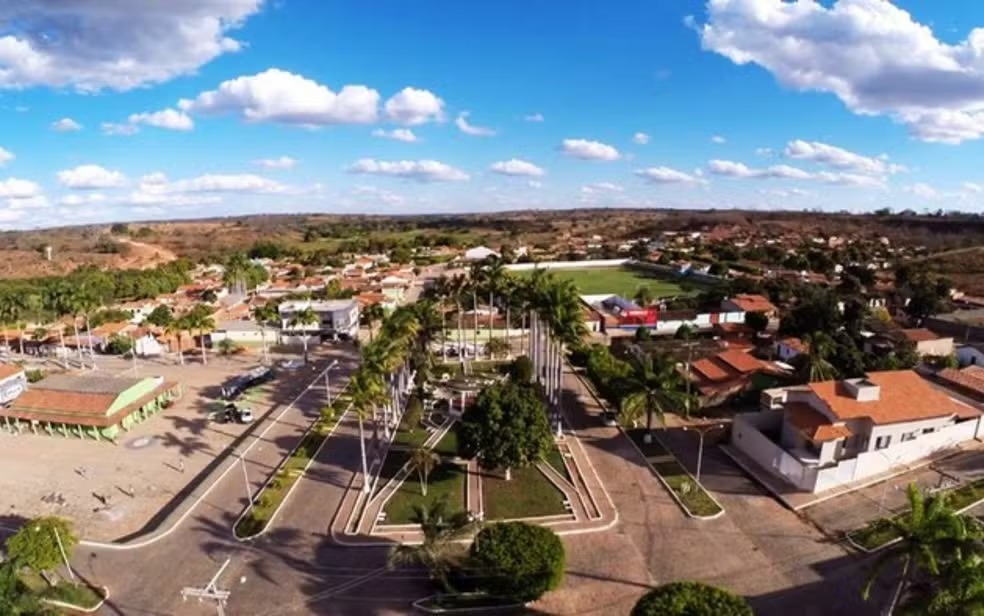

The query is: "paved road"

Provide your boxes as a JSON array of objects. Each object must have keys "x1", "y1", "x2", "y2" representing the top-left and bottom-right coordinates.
[{"x1": 68, "y1": 345, "x2": 420, "y2": 616}]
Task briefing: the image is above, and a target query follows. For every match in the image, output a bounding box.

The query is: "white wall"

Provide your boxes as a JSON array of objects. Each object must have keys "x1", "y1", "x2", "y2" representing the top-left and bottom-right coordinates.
[
  {"x1": 916, "y1": 338, "x2": 954, "y2": 357},
  {"x1": 505, "y1": 259, "x2": 628, "y2": 272},
  {"x1": 211, "y1": 329, "x2": 280, "y2": 344},
  {"x1": 866, "y1": 415, "x2": 956, "y2": 452},
  {"x1": 732, "y1": 413, "x2": 818, "y2": 491}
]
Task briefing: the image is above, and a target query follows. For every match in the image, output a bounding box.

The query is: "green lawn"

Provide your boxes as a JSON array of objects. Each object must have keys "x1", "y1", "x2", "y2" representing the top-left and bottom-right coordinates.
[
  {"x1": 627, "y1": 429, "x2": 722, "y2": 518},
  {"x1": 482, "y1": 465, "x2": 568, "y2": 520},
  {"x1": 433, "y1": 426, "x2": 460, "y2": 458},
  {"x1": 544, "y1": 446, "x2": 572, "y2": 483},
  {"x1": 392, "y1": 414, "x2": 431, "y2": 450},
  {"x1": 512, "y1": 266, "x2": 694, "y2": 298},
  {"x1": 383, "y1": 462, "x2": 468, "y2": 524}
]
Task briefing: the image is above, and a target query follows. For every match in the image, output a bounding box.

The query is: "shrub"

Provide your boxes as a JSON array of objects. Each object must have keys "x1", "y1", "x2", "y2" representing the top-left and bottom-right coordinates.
[
  {"x1": 25, "y1": 369, "x2": 44, "y2": 383},
  {"x1": 509, "y1": 355, "x2": 534, "y2": 384},
  {"x1": 404, "y1": 395, "x2": 423, "y2": 432},
  {"x1": 631, "y1": 582, "x2": 752, "y2": 616},
  {"x1": 468, "y1": 522, "x2": 565, "y2": 602},
  {"x1": 5, "y1": 517, "x2": 78, "y2": 572}
]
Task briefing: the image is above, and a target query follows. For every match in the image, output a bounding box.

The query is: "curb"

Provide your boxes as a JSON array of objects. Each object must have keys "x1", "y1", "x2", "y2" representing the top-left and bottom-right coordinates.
[{"x1": 40, "y1": 585, "x2": 110, "y2": 613}]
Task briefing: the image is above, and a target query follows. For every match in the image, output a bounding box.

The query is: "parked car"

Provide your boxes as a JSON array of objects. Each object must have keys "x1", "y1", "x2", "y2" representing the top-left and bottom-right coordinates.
[
  {"x1": 601, "y1": 411, "x2": 618, "y2": 427},
  {"x1": 219, "y1": 403, "x2": 254, "y2": 424}
]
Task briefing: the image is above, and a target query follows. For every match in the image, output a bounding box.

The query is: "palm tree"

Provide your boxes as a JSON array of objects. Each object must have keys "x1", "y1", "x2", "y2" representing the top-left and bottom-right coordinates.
[
  {"x1": 349, "y1": 369, "x2": 386, "y2": 493},
  {"x1": 409, "y1": 446, "x2": 441, "y2": 496},
  {"x1": 289, "y1": 306, "x2": 319, "y2": 363},
  {"x1": 620, "y1": 353, "x2": 686, "y2": 434},
  {"x1": 0, "y1": 293, "x2": 18, "y2": 357},
  {"x1": 485, "y1": 337, "x2": 510, "y2": 359},
  {"x1": 186, "y1": 305, "x2": 216, "y2": 366},
  {"x1": 425, "y1": 276, "x2": 452, "y2": 361},
  {"x1": 252, "y1": 302, "x2": 278, "y2": 365},
  {"x1": 387, "y1": 498, "x2": 479, "y2": 591},
  {"x1": 800, "y1": 333, "x2": 837, "y2": 383},
  {"x1": 863, "y1": 484, "x2": 980, "y2": 614},
  {"x1": 361, "y1": 303, "x2": 385, "y2": 342},
  {"x1": 634, "y1": 285, "x2": 655, "y2": 307},
  {"x1": 475, "y1": 256, "x2": 506, "y2": 358},
  {"x1": 447, "y1": 274, "x2": 469, "y2": 362},
  {"x1": 904, "y1": 549, "x2": 984, "y2": 615},
  {"x1": 165, "y1": 318, "x2": 187, "y2": 365}
]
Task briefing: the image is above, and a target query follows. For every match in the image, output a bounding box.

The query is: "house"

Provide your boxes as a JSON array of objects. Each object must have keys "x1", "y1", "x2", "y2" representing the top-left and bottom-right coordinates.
[
  {"x1": 776, "y1": 337, "x2": 808, "y2": 362},
  {"x1": 210, "y1": 320, "x2": 279, "y2": 346},
  {"x1": 721, "y1": 294, "x2": 778, "y2": 319},
  {"x1": 278, "y1": 299, "x2": 360, "y2": 341},
  {"x1": 687, "y1": 349, "x2": 786, "y2": 406},
  {"x1": 731, "y1": 371, "x2": 983, "y2": 493},
  {"x1": 0, "y1": 363, "x2": 27, "y2": 405},
  {"x1": 936, "y1": 365, "x2": 984, "y2": 402},
  {"x1": 464, "y1": 246, "x2": 499, "y2": 261},
  {"x1": 900, "y1": 328, "x2": 954, "y2": 357},
  {"x1": 134, "y1": 333, "x2": 165, "y2": 358}
]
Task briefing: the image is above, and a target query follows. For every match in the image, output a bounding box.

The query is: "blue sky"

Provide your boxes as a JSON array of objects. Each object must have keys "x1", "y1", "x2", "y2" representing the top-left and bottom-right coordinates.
[{"x1": 2, "y1": 0, "x2": 984, "y2": 228}]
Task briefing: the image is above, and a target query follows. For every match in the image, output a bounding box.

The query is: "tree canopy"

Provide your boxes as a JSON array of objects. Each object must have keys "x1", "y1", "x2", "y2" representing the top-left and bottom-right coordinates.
[
  {"x1": 458, "y1": 380, "x2": 552, "y2": 473},
  {"x1": 5, "y1": 517, "x2": 78, "y2": 572},
  {"x1": 468, "y1": 522, "x2": 565, "y2": 602},
  {"x1": 631, "y1": 581, "x2": 752, "y2": 616}
]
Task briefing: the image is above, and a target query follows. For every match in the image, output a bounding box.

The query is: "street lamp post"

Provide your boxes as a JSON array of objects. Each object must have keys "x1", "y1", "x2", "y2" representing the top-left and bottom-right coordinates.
[
  {"x1": 239, "y1": 452, "x2": 252, "y2": 512},
  {"x1": 35, "y1": 524, "x2": 75, "y2": 582},
  {"x1": 324, "y1": 359, "x2": 339, "y2": 405},
  {"x1": 684, "y1": 423, "x2": 724, "y2": 484}
]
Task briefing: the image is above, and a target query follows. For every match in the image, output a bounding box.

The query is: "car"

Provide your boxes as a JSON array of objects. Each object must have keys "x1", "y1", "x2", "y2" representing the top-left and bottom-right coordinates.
[
  {"x1": 236, "y1": 407, "x2": 254, "y2": 423},
  {"x1": 601, "y1": 411, "x2": 618, "y2": 427},
  {"x1": 278, "y1": 359, "x2": 305, "y2": 370},
  {"x1": 219, "y1": 403, "x2": 253, "y2": 424}
]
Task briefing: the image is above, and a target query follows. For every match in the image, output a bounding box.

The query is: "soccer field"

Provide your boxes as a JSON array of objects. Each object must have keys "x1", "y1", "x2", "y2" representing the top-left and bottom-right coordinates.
[{"x1": 512, "y1": 266, "x2": 693, "y2": 298}]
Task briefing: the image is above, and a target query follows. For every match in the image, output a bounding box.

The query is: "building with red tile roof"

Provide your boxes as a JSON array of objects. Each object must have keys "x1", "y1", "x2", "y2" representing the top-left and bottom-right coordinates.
[
  {"x1": 687, "y1": 349, "x2": 788, "y2": 406},
  {"x1": 721, "y1": 294, "x2": 777, "y2": 317}
]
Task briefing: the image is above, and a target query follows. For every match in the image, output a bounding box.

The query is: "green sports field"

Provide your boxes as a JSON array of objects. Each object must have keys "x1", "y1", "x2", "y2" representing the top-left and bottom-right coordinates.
[{"x1": 512, "y1": 266, "x2": 694, "y2": 298}]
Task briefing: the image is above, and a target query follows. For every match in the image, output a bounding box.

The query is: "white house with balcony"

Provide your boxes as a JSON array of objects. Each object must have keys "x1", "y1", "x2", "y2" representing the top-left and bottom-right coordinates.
[
  {"x1": 731, "y1": 370, "x2": 984, "y2": 493},
  {"x1": 278, "y1": 299, "x2": 360, "y2": 342}
]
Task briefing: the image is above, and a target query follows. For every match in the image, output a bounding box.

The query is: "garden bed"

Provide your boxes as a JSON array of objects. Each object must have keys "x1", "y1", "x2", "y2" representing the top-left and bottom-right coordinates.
[
  {"x1": 43, "y1": 580, "x2": 106, "y2": 610},
  {"x1": 626, "y1": 429, "x2": 723, "y2": 518},
  {"x1": 847, "y1": 477, "x2": 984, "y2": 551},
  {"x1": 482, "y1": 465, "x2": 567, "y2": 520},
  {"x1": 544, "y1": 446, "x2": 572, "y2": 483},
  {"x1": 234, "y1": 408, "x2": 344, "y2": 539},
  {"x1": 382, "y1": 462, "x2": 468, "y2": 525}
]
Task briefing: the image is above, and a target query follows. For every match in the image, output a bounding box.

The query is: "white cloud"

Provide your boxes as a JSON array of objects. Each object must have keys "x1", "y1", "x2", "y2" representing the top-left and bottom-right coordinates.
[
  {"x1": 698, "y1": 0, "x2": 984, "y2": 143},
  {"x1": 528, "y1": 180, "x2": 543, "y2": 189},
  {"x1": 352, "y1": 185, "x2": 405, "y2": 206},
  {"x1": 708, "y1": 158, "x2": 885, "y2": 187},
  {"x1": 8, "y1": 195, "x2": 49, "y2": 210},
  {"x1": 708, "y1": 160, "x2": 756, "y2": 178},
  {"x1": 904, "y1": 183, "x2": 942, "y2": 200},
  {"x1": 372, "y1": 128, "x2": 419, "y2": 142},
  {"x1": 0, "y1": 1, "x2": 262, "y2": 91},
  {"x1": 561, "y1": 138, "x2": 621, "y2": 161},
  {"x1": 815, "y1": 171, "x2": 886, "y2": 189},
  {"x1": 524, "y1": 113, "x2": 544, "y2": 122},
  {"x1": 455, "y1": 112, "x2": 496, "y2": 137},
  {"x1": 635, "y1": 166, "x2": 705, "y2": 185},
  {"x1": 0, "y1": 178, "x2": 41, "y2": 199},
  {"x1": 51, "y1": 118, "x2": 82, "y2": 132},
  {"x1": 756, "y1": 147, "x2": 773, "y2": 157},
  {"x1": 128, "y1": 108, "x2": 194, "y2": 131},
  {"x1": 383, "y1": 87, "x2": 445, "y2": 125},
  {"x1": 101, "y1": 122, "x2": 139, "y2": 136},
  {"x1": 711, "y1": 135, "x2": 726, "y2": 144},
  {"x1": 57, "y1": 164, "x2": 125, "y2": 189},
  {"x1": 762, "y1": 188, "x2": 811, "y2": 198},
  {"x1": 59, "y1": 193, "x2": 106, "y2": 206},
  {"x1": 166, "y1": 174, "x2": 285, "y2": 194},
  {"x1": 633, "y1": 132, "x2": 651, "y2": 145},
  {"x1": 181, "y1": 69, "x2": 381, "y2": 126},
  {"x1": 963, "y1": 182, "x2": 984, "y2": 194},
  {"x1": 489, "y1": 159, "x2": 545, "y2": 178},
  {"x1": 0, "y1": 147, "x2": 12, "y2": 166},
  {"x1": 348, "y1": 159, "x2": 469, "y2": 182},
  {"x1": 784, "y1": 140, "x2": 902, "y2": 174},
  {"x1": 581, "y1": 182, "x2": 624, "y2": 194},
  {"x1": 253, "y1": 156, "x2": 297, "y2": 170}
]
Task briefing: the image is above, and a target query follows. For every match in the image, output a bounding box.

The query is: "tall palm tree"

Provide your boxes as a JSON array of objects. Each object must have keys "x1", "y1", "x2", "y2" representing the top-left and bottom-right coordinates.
[
  {"x1": 409, "y1": 446, "x2": 440, "y2": 496},
  {"x1": 165, "y1": 318, "x2": 187, "y2": 365},
  {"x1": 801, "y1": 333, "x2": 837, "y2": 383},
  {"x1": 349, "y1": 369, "x2": 386, "y2": 493},
  {"x1": 425, "y1": 275, "x2": 452, "y2": 361},
  {"x1": 361, "y1": 303, "x2": 385, "y2": 342},
  {"x1": 448, "y1": 274, "x2": 469, "y2": 363},
  {"x1": 289, "y1": 306, "x2": 319, "y2": 363},
  {"x1": 252, "y1": 302, "x2": 278, "y2": 365},
  {"x1": 186, "y1": 305, "x2": 216, "y2": 366},
  {"x1": 904, "y1": 549, "x2": 984, "y2": 615},
  {"x1": 387, "y1": 498, "x2": 480, "y2": 591},
  {"x1": 620, "y1": 353, "x2": 687, "y2": 433},
  {"x1": 863, "y1": 484, "x2": 980, "y2": 614}
]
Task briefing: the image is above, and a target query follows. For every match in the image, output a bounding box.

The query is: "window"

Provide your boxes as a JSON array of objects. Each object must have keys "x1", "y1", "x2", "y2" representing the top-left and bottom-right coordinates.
[
  {"x1": 875, "y1": 435, "x2": 892, "y2": 450},
  {"x1": 922, "y1": 428, "x2": 935, "y2": 435},
  {"x1": 901, "y1": 432, "x2": 917, "y2": 442}
]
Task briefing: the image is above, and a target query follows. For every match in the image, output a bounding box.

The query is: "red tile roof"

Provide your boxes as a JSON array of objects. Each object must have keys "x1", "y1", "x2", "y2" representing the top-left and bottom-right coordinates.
[
  {"x1": 937, "y1": 366, "x2": 984, "y2": 398},
  {"x1": 901, "y1": 328, "x2": 942, "y2": 343},
  {"x1": 785, "y1": 401, "x2": 853, "y2": 443},
  {"x1": 717, "y1": 349, "x2": 763, "y2": 374},
  {"x1": 728, "y1": 294, "x2": 777, "y2": 314}
]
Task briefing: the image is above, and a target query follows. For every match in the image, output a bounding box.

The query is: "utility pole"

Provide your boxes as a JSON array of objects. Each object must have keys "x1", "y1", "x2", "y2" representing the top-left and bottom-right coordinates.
[{"x1": 180, "y1": 558, "x2": 234, "y2": 615}]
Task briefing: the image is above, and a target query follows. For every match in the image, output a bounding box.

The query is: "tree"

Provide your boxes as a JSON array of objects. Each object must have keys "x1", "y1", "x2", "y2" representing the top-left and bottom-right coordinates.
[
  {"x1": 387, "y1": 498, "x2": 478, "y2": 591},
  {"x1": 5, "y1": 516, "x2": 78, "y2": 573},
  {"x1": 201, "y1": 289, "x2": 219, "y2": 303},
  {"x1": 185, "y1": 304, "x2": 215, "y2": 366},
  {"x1": 798, "y1": 333, "x2": 838, "y2": 383},
  {"x1": 252, "y1": 302, "x2": 278, "y2": 365},
  {"x1": 620, "y1": 353, "x2": 688, "y2": 431},
  {"x1": 509, "y1": 355, "x2": 534, "y2": 384},
  {"x1": 105, "y1": 334, "x2": 134, "y2": 355},
  {"x1": 0, "y1": 562, "x2": 40, "y2": 616},
  {"x1": 458, "y1": 380, "x2": 552, "y2": 480},
  {"x1": 634, "y1": 285, "x2": 655, "y2": 308},
  {"x1": 349, "y1": 370, "x2": 386, "y2": 492},
  {"x1": 404, "y1": 394, "x2": 424, "y2": 431},
  {"x1": 744, "y1": 311, "x2": 769, "y2": 334},
  {"x1": 145, "y1": 304, "x2": 173, "y2": 327},
  {"x1": 468, "y1": 522, "x2": 565, "y2": 602},
  {"x1": 290, "y1": 306, "x2": 319, "y2": 363},
  {"x1": 485, "y1": 337, "x2": 509, "y2": 359},
  {"x1": 361, "y1": 303, "x2": 385, "y2": 342},
  {"x1": 632, "y1": 581, "x2": 752, "y2": 616},
  {"x1": 863, "y1": 484, "x2": 980, "y2": 614},
  {"x1": 217, "y1": 338, "x2": 241, "y2": 356},
  {"x1": 166, "y1": 317, "x2": 187, "y2": 365},
  {"x1": 409, "y1": 446, "x2": 441, "y2": 496}
]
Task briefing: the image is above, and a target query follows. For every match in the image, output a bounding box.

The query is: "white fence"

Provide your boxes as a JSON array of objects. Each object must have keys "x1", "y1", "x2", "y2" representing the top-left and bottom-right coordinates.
[{"x1": 505, "y1": 259, "x2": 628, "y2": 272}]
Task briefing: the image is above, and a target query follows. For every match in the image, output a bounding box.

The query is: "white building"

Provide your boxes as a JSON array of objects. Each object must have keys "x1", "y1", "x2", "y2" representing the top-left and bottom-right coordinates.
[
  {"x1": 278, "y1": 299, "x2": 359, "y2": 340},
  {"x1": 463, "y1": 246, "x2": 499, "y2": 261},
  {"x1": 210, "y1": 321, "x2": 280, "y2": 346},
  {"x1": 731, "y1": 371, "x2": 983, "y2": 493},
  {"x1": 134, "y1": 334, "x2": 164, "y2": 358}
]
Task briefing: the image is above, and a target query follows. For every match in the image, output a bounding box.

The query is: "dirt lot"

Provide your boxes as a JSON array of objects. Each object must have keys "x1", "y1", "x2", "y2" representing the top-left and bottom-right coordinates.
[{"x1": 0, "y1": 347, "x2": 338, "y2": 541}]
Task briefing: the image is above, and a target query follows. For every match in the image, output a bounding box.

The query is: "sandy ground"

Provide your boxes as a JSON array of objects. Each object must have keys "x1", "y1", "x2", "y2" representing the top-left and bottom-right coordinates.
[{"x1": 0, "y1": 348, "x2": 318, "y2": 541}]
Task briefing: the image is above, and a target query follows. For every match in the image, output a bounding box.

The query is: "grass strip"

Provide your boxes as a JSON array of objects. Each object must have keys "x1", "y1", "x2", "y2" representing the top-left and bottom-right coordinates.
[
  {"x1": 627, "y1": 429, "x2": 723, "y2": 518},
  {"x1": 482, "y1": 465, "x2": 567, "y2": 520}
]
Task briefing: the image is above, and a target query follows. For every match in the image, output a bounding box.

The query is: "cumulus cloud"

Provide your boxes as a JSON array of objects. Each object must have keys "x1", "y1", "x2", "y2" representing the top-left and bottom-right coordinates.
[
  {"x1": 489, "y1": 159, "x2": 545, "y2": 178},
  {"x1": 784, "y1": 140, "x2": 903, "y2": 174},
  {"x1": 963, "y1": 182, "x2": 984, "y2": 194},
  {"x1": 0, "y1": 1, "x2": 263, "y2": 91},
  {"x1": 253, "y1": 156, "x2": 297, "y2": 170},
  {"x1": 708, "y1": 159, "x2": 877, "y2": 184},
  {"x1": 0, "y1": 147, "x2": 12, "y2": 165},
  {"x1": 128, "y1": 108, "x2": 194, "y2": 131},
  {"x1": 57, "y1": 164, "x2": 125, "y2": 189},
  {"x1": 59, "y1": 193, "x2": 106, "y2": 206},
  {"x1": 0, "y1": 178, "x2": 41, "y2": 199},
  {"x1": 51, "y1": 118, "x2": 82, "y2": 132},
  {"x1": 180, "y1": 69, "x2": 381, "y2": 126},
  {"x1": 635, "y1": 166, "x2": 705, "y2": 185},
  {"x1": 455, "y1": 112, "x2": 496, "y2": 137},
  {"x1": 126, "y1": 172, "x2": 285, "y2": 207},
  {"x1": 633, "y1": 132, "x2": 650, "y2": 145},
  {"x1": 698, "y1": 0, "x2": 984, "y2": 143},
  {"x1": 524, "y1": 113, "x2": 544, "y2": 122},
  {"x1": 348, "y1": 159, "x2": 469, "y2": 182},
  {"x1": 561, "y1": 138, "x2": 621, "y2": 161},
  {"x1": 372, "y1": 128, "x2": 418, "y2": 142},
  {"x1": 711, "y1": 135, "x2": 726, "y2": 144},
  {"x1": 384, "y1": 87, "x2": 445, "y2": 125},
  {"x1": 581, "y1": 182, "x2": 624, "y2": 194}
]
